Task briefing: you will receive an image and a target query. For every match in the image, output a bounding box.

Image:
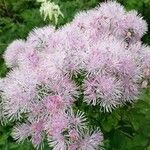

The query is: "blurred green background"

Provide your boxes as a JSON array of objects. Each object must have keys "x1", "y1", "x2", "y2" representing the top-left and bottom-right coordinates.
[{"x1": 0, "y1": 0, "x2": 150, "y2": 150}]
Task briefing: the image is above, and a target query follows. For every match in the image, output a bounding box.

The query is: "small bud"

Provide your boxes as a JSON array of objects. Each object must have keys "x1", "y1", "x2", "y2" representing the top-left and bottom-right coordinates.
[
  {"x1": 141, "y1": 80, "x2": 148, "y2": 88},
  {"x1": 143, "y1": 68, "x2": 150, "y2": 77},
  {"x1": 126, "y1": 31, "x2": 132, "y2": 37},
  {"x1": 69, "y1": 129, "x2": 78, "y2": 142}
]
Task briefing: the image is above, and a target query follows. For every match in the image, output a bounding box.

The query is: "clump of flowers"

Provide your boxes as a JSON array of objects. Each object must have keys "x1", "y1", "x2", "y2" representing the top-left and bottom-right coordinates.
[
  {"x1": 37, "y1": 0, "x2": 64, "y2": 24},
  {"x1": 0, "y1": 1, "x2": 150, "y2": 149}
]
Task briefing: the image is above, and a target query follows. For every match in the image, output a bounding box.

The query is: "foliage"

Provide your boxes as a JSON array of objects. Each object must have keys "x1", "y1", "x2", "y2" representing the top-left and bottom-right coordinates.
[{"x1": 0, "y1": 0, "x2": 150, "y2": 150}]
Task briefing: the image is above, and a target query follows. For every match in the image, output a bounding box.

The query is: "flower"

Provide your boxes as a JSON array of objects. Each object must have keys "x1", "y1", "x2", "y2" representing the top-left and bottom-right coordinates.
[
  {"x1": 68, "y1": 109, "x2": 88, "y2": 131},
  {"x1": 84, "y1": 75, "x2": 123, "y2": 112},
  {"x1": 39, "y1": 0, "x2": 64, "y2": 24},
  {"x1": 3, "y1": 40, "x2": 26, "y2": 67},
  {"x1": 68, "y1": 129, "x2": 103, "y2": 150},
  {"x1": 44, "y1": 95, "x2": 66, "y2": 114},
  {"x1": 115, "y1": 10, "x2": 148, "y2": 42},
  {"x1": 12, "y1": 123, "x2": 30, "y2": 143},
  {"x1": 1, "y1": 68, "x2": 38, "y2": 120},
  {"x1": 78, "y1": 129, "x2": 103, "y2": 150},
  {"x1": 1, "y1": 1, "x2": 150, "y2": 149},
  {"x1": 27, "y1": 26, "x2": 55, "y2": 51}
]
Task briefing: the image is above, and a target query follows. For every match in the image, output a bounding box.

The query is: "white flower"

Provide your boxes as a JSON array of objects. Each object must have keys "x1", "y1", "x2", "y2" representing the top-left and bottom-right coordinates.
[
  {"x1": 37, "y1": 0, "x2": 46, "y2": 3},
  {"x1": 38, "y1": 0, "x2": 64, "y2": 24}
]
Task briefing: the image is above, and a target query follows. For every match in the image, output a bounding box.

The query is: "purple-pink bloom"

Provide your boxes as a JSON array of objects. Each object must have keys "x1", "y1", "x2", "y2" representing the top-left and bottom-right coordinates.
[{"x1": 1, "y1": 1, "x2": 150, "y2": 150}]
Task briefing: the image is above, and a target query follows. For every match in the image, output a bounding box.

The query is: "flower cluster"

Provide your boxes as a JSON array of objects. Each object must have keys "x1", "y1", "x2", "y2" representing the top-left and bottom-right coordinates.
[
  {"x1": 0, "y1": 1, "x2": 150, "y2": 149},
  {"x1": 37, "y1": 0, "x2": 64, "y2": 24}
]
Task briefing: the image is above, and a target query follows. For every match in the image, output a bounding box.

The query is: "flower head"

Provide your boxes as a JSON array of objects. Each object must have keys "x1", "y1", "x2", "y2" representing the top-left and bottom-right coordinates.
[
  {"x1": 1, "y1": 1, "x2": 150, "y2": 150},
  {"x1": 4, "y1": 40, "x2": 26, "y2": 67},
  {"x1": 39, "y1": 0, "x2": 64, "y2": 24}
]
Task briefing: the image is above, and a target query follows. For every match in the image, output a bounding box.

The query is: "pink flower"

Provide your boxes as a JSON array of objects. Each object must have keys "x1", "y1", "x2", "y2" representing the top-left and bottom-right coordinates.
[
  {"x1": 44, "y1": 95, "x2": 65, "y2": 114},
  {"x1": 84, "y1": 75, "x2": 123, "y2": 112},
  {"x1": 18, "y1": 47, "x2": 40, "y2": 70},
  {"x1": 27, "y1": 26, "x2": 55, "y2": 52},
  {"x1": 12, "y1": 123, "x2": 30, "y2": 143},
  {"x1": 47, "y1": 76, "x2": 77, "y2": 104},
  {"x1": 68, "y1": 109, "x2": 87, "y2": 131},
  {"x1": 115, "y1": 11, "x2": 148, "y2": 42},
  {"x1": 78, "y1": 129, "x2": 103, "y2": 150},
  {"x1": 30, "y1": 119, "x2": 44, "y2": 147},
  {"x1": 4, "y1": 40, "x2": 26, "y2": 67},
  {"x1": 1, "y1": 68, "x2": 38, "y2": 120},
  {"x1": 1, "y1": 1, "x2": 150, "y2": 149}
]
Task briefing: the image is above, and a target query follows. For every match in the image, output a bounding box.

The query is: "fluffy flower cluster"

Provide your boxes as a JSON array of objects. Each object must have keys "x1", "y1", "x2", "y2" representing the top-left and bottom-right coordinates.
[
  {"x1": 0, "y1": 1, "x2": 150, "y2": 149},
  {"x1": 37, "y1": 0, "x2": 64, "y2": 24}
]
